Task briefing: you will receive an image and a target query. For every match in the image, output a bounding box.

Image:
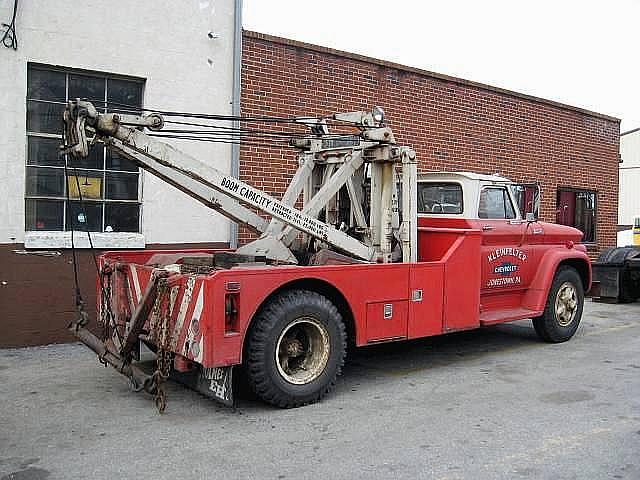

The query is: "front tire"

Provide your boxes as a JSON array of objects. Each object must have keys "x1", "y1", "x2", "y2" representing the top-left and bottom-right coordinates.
[
  {"x1": 246, "y1": 290, "x2": 346, "y2": 408},
  {"x1": 533, "y1": 266, "x2": 584, "y2": 343}
]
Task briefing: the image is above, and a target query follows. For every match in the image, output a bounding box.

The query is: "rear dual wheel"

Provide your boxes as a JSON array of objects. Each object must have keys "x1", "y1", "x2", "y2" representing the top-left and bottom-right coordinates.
[
  {"x1": 533, "y1": 266, "x2": 584, "y2": 343},
  {"x1": 245, "y1": 290, "x2": 346, "y2": 408}
]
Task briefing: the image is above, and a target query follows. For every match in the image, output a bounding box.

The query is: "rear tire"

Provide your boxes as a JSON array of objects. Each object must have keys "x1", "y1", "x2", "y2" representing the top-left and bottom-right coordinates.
[
  {"x1": 246, "y1": 290, "x2": 346, "y2": 408},
  {"x1": 533, "y1": 266, "x2": 584, "y2": 343}
]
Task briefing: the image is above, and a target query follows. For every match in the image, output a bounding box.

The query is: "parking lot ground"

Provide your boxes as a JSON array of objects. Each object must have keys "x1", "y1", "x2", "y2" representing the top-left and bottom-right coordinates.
[{"x1": 1, "y1": 300, "x2": 639, "y2": 480}]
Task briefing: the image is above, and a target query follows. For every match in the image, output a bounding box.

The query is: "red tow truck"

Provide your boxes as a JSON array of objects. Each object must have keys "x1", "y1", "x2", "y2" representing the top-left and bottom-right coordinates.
[{"x1": 63, "y1": 101, "x2": 590, "y2": 409}]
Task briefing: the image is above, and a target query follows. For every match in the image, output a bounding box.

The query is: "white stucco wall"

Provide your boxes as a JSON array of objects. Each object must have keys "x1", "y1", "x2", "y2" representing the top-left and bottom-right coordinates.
[
  {"x1": 619, "y1": 129, "x2": 640, "y2": 226},
  {"x1": 0, "y1": 0, "x2": 237, "y2": 247}
]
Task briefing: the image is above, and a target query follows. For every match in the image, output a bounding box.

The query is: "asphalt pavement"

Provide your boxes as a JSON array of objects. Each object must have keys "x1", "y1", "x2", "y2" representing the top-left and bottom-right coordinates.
[{"x1": 1, "y1": 300, "x2": 638, "y2": 480}]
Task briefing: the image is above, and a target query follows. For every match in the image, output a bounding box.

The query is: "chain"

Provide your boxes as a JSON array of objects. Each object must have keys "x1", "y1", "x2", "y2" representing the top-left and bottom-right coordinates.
[
  {"x1": 99, "y1": 267, "x2": 113, "y2": 342},
  {"x1": 99, "y1": 265, "x2": 126, "y2": 352},
  {"x1": 151, "y1": 278, "x2": 171, "y2": 413}
]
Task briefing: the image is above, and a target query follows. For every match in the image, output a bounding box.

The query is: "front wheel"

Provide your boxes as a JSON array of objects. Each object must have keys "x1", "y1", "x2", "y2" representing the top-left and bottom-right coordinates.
[
  {"x1": 245, "y1": 290, "x2": 346, "y2": 408},
  {"x1": 532, "y1": 266, "x2": 584, "y2": 343}
]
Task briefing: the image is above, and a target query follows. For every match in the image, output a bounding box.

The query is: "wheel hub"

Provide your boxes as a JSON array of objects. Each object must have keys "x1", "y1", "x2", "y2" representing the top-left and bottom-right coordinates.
[
  {"x1": 275, "y1": 317, "x2": 330, "y2": 385},
  {"x1": 555, "y1": 282, "x2": 578, "y2": 327},
  {"x1": 282, "y1": 338, "x2": 304, "y2": 357}
]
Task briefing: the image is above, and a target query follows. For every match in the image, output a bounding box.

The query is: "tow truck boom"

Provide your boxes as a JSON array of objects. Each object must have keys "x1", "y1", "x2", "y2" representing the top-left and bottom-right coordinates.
[{"x1": 63, "y1": 100, "x2": 417, "y2": 264}]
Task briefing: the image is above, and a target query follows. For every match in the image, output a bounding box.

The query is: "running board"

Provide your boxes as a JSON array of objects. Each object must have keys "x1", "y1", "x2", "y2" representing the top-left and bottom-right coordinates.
[{"x1": 479, "y1": 307, "x2": 542, "y2": 326}]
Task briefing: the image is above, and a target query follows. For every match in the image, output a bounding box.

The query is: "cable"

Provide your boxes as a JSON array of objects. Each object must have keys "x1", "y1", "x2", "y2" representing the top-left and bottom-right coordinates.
[
  {"x1": 70, "y1": 168, "x2": 99, "y2": 270},
  {"x1": 146, "y1": 134, "x2": 285, "y2": 148},
  {"x1": 77, "y1": 98, "x2": 363, "y2": 126},
  {"x1": 64, "y1": 162, "x2": 81, "y2": 304},
  {"x1": 77, "y1": 98, "x2": 317, "y2": 123},
  {"x1": 1, "y1": 0, "x2": 17, "y2": 50},
  {"x1": 62, "y1": 118, "x2": 110, "y2": 337},
  {"x1": 156, "y1": 129, "x2": 359, "y2": 142},
  {"x1": 154, "y1": 128, "x2": 360, "y2": 141},
  {"x1": 62, "y1": 120, "x2": 86, "y2": 328},
  {"x1": 35, "y1": 98, "x2": 366, "y2": 143}
]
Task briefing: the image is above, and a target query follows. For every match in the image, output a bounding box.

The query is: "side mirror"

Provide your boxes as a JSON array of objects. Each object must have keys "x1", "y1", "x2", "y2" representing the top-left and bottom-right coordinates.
[{"x1": 525, "y1": 212, "x2": 537, "y2": 222}]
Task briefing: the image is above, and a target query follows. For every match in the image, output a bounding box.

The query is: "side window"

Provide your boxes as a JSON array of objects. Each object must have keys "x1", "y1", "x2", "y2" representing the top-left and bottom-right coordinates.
[
  {"x1": 478, "y1": 187, "x2": 516, "y2": 219},
  {"x1": 417, "y1": 182, "x2": 463, "y2": 214}
]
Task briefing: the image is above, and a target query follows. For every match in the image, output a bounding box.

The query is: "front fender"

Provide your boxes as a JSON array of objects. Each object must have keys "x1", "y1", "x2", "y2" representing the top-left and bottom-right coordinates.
[{"x1": 522, "y1": 247, "x2": 591, "y2": 312}]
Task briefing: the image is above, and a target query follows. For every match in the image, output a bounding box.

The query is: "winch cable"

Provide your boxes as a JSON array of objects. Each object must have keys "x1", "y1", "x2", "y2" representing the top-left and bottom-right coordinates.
[
  {"x1": 63, "y1": 162, "x2": 82, "y2": 320},
  {"x1": 62, "y1": 120, "x2": 117, "y2": 346},
  {"x1": 147, "y1": 134, "x2": 278, "y2": 147},
  {"x1": 80, "y1": 98, "x2": 367, "y2": 130},
  {"x1": 62, "y1": 121, "x2": 89, "y2": 329},
  {"x1": 157, "y1": 126, "x2": 358, "y2": 140},
  {"x1": 71, "y1": 167, "x2": 124, "y2": 347},
  {"x1": 90, "y1": 98, "x2": 356, "y2": 125},
  {"x1": 46, "y1": 96, "x2": 367, "y2": 149}
]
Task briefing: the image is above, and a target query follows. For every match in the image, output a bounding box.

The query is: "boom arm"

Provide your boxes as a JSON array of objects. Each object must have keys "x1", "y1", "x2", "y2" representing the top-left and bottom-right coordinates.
[{"x1": 63, "y1": 101, "x2": 417, "y2": 264}]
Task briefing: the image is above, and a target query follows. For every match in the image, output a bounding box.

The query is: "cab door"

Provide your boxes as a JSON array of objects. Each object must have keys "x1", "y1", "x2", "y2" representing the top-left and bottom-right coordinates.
[{"x1": 468, "y1": 185, "x2": 536, "y2": 293}]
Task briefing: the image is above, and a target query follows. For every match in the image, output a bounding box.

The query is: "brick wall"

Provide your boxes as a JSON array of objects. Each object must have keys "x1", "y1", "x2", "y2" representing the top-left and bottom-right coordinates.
[
  {"x1": 240, "y1": 31, "x2": 620, "y2": 257},
  {"x1": 0, "y1": 242, "x2": 228, "y2": 348}
]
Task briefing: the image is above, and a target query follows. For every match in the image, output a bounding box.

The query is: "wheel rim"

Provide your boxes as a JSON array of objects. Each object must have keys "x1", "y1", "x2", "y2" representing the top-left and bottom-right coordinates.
[
  {"x1": 555, "y1": 282, "x2": 578, "y2": 327},
  {"x1": 275, "y1": 317, "x2": 330, "y2": 385}
]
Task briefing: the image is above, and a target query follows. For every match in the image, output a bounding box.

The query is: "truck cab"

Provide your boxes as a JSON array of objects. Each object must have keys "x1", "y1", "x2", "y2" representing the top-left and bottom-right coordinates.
[{"x1": 415, "y1": 172, "x2": 589, "y2": 326}]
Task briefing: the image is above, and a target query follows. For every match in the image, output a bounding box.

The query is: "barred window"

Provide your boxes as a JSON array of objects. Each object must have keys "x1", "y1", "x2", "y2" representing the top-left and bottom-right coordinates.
[{"x1": 25, "y1": 64, "x2": 144, "y2": 233}]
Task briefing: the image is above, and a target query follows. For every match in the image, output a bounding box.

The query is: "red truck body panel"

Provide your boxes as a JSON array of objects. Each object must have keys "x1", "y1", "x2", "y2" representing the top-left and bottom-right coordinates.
[{"x1": 99, "y1": 220, "x2": 590, "y2": 369}]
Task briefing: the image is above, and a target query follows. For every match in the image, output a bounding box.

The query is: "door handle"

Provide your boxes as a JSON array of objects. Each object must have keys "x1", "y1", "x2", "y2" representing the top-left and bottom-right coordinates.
[{"x1": 482, "y1": 225, "x2": 494, "y2": 231}]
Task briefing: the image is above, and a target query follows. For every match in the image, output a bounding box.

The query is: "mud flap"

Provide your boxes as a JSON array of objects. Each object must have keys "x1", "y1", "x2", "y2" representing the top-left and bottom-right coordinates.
[{"x1": 172, "y1": 366, "x2": 234, "y2": 407}]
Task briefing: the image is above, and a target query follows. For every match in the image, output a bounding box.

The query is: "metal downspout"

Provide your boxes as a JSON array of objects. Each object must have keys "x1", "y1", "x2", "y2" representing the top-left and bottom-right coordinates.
[{"x1": 229, "y1": 0, "x2": 243, "y2": 249}]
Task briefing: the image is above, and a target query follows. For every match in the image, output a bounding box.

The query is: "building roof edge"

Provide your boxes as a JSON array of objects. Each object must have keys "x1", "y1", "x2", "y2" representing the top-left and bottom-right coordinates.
[
  {"x1": 621, "y1": 127, "x2": 640, "y2": 136},
  {"x1": 244, "y1": 30, "x2": 621, "y2": 124}
]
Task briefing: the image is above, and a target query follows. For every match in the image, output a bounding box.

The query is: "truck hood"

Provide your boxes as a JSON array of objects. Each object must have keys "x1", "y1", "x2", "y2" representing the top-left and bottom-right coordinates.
[{"x1": 536, "y1": 221, "x2": 585, "y2": 244}]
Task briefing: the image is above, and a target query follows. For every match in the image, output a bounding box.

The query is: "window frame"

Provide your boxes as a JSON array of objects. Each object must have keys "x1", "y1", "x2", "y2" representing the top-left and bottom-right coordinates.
[
  {"x1": 556, "y1": 187, "x2": 597, "y2": 244},
  {"x1": 510, "y1": 183, "x2": 540, "y2": 219},
  {"x1": 24, "y1": 64, "x2": 145, "y2": 247},
  {"x1": 477, "y1": 186, "x2": 518, "y2": 220},
  {"x1": 416, "y1": 181, "x2": 464, "y2": 215}
]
